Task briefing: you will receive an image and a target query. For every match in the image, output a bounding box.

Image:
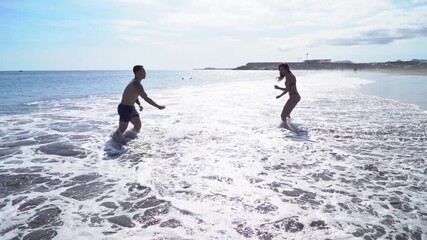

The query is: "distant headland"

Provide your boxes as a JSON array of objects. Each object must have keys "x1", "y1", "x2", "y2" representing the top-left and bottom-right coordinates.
[
  {"x1": 198, "y1": 59, "x2": 427, "y2": 75},
  {"x1": 194, "y1": 67, "x2": 233, "y2": 70}
]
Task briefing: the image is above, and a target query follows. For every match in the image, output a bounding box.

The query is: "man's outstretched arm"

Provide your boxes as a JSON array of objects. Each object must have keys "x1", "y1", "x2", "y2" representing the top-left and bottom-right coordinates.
[
  {"x1": 143, "y1": 95, "x2": 165, "y2": 109},
  {"x1": 134, "y1": 82, "x2": 165, "y2": 109}
]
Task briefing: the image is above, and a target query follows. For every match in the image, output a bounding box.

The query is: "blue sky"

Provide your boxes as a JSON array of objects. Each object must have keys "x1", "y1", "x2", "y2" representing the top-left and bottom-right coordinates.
[{"x1": 0, "y1": 0, "x2": 426, "y2": 70}]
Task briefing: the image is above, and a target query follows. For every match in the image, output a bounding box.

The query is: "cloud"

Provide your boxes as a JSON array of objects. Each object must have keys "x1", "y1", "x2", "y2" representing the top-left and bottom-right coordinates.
[
  {"x1": 160, "y1": 0, "x2": 393, "y2": 30},
  {"x1": 118, "y1": 36, "x2": 144, "y2": 41},
  {"x1": 108, "y1": 19, "x2": 177, "y2": 43},
  {"x1": 44, "y1": 21, "x2": 79, "y2": 28},
  {"x1": 276, "y1": 27, "x2": 427, "y2": 51},
  {"x1": 78, "y1": 0, "x2": 427, "y2": 47},
  {"x1": 321, "y1": 27, "x2": 427, "y2": 46},
  {"x1": 112, "y1": 19, "x2": 149, "y2": 29},
  {"x1": 218, "y1": 36, "x2": 241, "y2": 43},
  {"x1": 93, "y1": 0, "x2": 426, "y2": 34},
  {"x1": 161, "y1": 0, "x2": 279, "y2": 31},
  {"x1": 110, "y1": 0, "x2": 158, "y2": 5},
  {"x1": 275, "y1": 4, "x2": 427, "y2": 50},
  {"x1": 275, "y1": 26, "x2": 427, "y2": 51},
  {"x1": 283, "y1": 0, "x2": 391, "y2": 27}
]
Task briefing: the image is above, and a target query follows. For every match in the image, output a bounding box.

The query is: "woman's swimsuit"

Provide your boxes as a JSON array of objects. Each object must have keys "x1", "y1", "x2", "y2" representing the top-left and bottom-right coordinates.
[{"x1": 289, "y1": 82, "x2": 299, "y2": 96}]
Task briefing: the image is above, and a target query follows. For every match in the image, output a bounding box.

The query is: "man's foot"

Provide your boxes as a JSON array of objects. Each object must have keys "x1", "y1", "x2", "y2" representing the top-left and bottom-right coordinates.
[
  {"x1": 123, "y1": 129, "x2": 138, "y2": 139},
  {"x1": 111, "y1": 131, "x2": 129, "y2": 145}
]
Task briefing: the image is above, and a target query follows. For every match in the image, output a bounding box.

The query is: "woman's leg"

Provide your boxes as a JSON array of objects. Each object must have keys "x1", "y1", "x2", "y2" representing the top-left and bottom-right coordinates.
[{"x1": 281, "y1": 95, "x2": 300, "y2": 121}]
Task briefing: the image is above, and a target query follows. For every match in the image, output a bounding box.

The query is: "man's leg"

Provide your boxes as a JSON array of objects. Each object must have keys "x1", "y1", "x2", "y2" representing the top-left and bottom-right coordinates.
[
  {"x1": 113, "y1": 104, "x2": 134, "y2": 144},
  {"x1": 130, "y1": 116, "x2": 141, "y2": 133},
  {"x1": 118, "y1": 121, "x2": 129, "y2": 134},
  {"x1": 123, "y1": 116, "x2": 141, "y2": 139},
  {"x1": 111, "y1": 121, "x2": 129, "y2": 144}
]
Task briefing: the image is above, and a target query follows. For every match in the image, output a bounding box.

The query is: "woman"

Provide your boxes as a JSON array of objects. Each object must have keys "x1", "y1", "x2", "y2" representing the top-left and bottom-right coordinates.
[{"x1": 274, "y1": 63, "x2": 301, "y2": 124}]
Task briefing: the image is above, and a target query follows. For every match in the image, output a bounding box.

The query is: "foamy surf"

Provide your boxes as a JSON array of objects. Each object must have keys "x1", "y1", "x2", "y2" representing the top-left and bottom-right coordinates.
[{"x1": 0, "y1": 71, "x2": 425, "y2": 239}]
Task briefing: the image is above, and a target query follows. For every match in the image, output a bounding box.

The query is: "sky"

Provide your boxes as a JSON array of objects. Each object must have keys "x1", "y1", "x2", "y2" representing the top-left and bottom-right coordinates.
[{"x1": 0, "y1": 0, "x2": 426, "y2": 70}]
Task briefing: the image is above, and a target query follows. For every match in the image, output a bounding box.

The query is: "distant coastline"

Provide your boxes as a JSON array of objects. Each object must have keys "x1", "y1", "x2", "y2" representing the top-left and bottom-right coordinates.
[
  {"x1": 236, "y1": 59, "x2": 427, "y2": 76},
  {"x1": 194, "y1": 67, "x2": 233, "y2": 70},
  {"x1": 198, "y1": 59, "x2": 427, "y2": 75}
]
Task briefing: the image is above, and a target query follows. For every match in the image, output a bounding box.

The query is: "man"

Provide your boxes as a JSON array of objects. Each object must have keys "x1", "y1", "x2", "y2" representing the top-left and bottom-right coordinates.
[{"x1": 112, "y1": 65, "x2": 165, "y2": 144}]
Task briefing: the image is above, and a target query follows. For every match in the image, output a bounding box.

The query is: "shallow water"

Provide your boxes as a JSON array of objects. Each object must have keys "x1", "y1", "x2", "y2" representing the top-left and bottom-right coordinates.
[
  {"x1": 0, "y1": 71, "x2": 426, "y2": 239},
  {"x1": 357, "y1": 71, "x2": 427, "y2": 111}
]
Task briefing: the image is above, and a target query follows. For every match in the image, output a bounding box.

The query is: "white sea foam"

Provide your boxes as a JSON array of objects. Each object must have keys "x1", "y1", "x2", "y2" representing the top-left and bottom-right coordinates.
[{"x1": 0, "y1": 71, "x2": 425, "y2": 239}]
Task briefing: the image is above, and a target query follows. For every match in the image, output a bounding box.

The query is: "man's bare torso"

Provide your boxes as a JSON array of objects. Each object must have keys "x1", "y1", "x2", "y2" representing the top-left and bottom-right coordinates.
[{"x1": 120, "y1": 80, "x2": 143, "y2": 106}]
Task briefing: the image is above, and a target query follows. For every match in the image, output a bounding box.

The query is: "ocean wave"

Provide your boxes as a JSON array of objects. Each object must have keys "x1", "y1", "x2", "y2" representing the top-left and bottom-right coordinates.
[{"x1": 0, "y1": 71, "x2": 425, "y2": 239}]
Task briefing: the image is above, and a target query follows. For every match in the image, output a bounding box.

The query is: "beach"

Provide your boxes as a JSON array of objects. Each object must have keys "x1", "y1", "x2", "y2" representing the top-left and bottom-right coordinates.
[{"x1": 0, "y1": 70, "x2": 426, "y2": 239}]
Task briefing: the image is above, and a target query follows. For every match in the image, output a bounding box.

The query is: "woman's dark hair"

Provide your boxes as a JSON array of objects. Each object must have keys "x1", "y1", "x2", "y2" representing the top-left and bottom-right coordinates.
[{"x1": 276, "y1": 63, "x2": 291, "y2": 81}]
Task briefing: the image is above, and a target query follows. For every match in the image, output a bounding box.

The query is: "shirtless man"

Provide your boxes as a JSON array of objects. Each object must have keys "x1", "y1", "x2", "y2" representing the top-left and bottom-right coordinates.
[{"x1": 112, "y1": 65, "x2": 165, "y2": 144}]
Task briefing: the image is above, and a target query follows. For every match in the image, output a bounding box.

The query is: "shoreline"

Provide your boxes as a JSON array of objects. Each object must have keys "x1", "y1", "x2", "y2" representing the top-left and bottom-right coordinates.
[
  {"x1": 357, "y1": 71, "x2": 427, "y2": 111},
  {"x1": 359, "y1": 68, "x2": 427, "y2": 76},
  {"x1": 294, "y1": 68, "x2": 427, "y2": 76}
]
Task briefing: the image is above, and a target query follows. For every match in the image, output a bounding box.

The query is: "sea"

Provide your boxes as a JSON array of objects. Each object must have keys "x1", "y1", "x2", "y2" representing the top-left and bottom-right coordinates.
[{"x1": 0, "y1": 70, "x2": 426, "y2": 240}]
